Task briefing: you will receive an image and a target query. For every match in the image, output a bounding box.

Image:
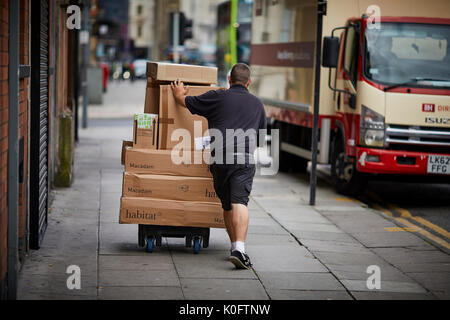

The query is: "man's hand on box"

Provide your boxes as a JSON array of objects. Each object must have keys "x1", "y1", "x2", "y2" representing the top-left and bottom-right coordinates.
[{"x1": 171, "y1": 79, "x2": 190, "y2": 107}]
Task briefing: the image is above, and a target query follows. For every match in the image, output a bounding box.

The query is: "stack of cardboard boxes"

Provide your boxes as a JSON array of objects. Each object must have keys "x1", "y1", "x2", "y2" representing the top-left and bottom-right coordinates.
[{"x1": 120, "y1": 62, "x2": 225, "y2": 229}]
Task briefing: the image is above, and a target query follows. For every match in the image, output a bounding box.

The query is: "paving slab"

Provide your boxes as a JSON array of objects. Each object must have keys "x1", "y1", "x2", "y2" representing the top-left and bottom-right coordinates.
[
  {"x1": 99, "y1": 254, "x2": 175, "y2": 272},
  {"x1": 313, "y1": 251, "x2": 392, "y2": 268},
  {"x1": 246, "y1": 233, "x2": 298, "y2": 246},
  {"x1": 267, "y1": 289, "x2": 353, "y2": 300},
  {"x1": 275, "y1": 214, "x2": 332, "y2": 225},
  {"x1": 19, "y1": 292, "x2": 97, "y2": 300},
  {"x1": 286, "y1": 222, "x2": 344, "y2": 233},
  {"x1": 331, "y1": 219, "x2": 398, "y2": 234},
  {"x1": 325, "y1": 264, "x2": 415, "y2": 282},
  {"x1": 247, "y1": 218, "x2": 289, "y2": 235},
  {"x1": 99, "y1": 269, "x2": 180, "y2": 287},
  {"x1": 18, "y1": 274, "x2": 97, "y2": 298},
  {"x1": 171, "y1": 252, "x2": 258, "y2": 279},
  {"x1": 180, "y1": 278, "x2": 269, "y2": 300},
  {"x1": 300, "y1": 239, "x2": 369, "y2": 254},
  {"x1": 246, "y1": 244, "x2": 327, "y2": 273},
  {"x1": 393, "y1": 262, "x2": 450, "y2": 273},
  {"x1": 20, "y1": 254, "x2": 97, "y2": 277},
  {"x1": 343, "y1": 279, "x2": 427, "y2": 293},
  {"x1": 98, "y1": 286, "x2": 184, "y2": 300},
  {"x1": 372, "y1": 247, "x2": 450, "y2": 265},
  {"x1": 351, "y1": 291, "x2": 437, "y2": 300},
  {"x1": 351, "y1": 231, "x2": 429, "y2": 248},
  {"x1": 257, "y1": 272, "x2": 345, "y2": 291},
  {"x1": 291, "y1": 230, "x2": 358, "y2": 243},
  {"x1": 406, "y1": 272, "x2": 450, "y2": 295}
]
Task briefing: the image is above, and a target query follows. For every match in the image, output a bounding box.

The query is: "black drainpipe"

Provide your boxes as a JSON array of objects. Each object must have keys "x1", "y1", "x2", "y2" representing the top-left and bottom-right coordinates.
[{"x1": 7, "y1": 0, "x2": 20, "y2": 300}]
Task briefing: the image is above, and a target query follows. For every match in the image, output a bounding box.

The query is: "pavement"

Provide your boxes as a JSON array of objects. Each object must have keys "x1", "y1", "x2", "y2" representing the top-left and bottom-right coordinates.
[{"x1": 17, "y1": 80, "x2": 450, "y2": 300}]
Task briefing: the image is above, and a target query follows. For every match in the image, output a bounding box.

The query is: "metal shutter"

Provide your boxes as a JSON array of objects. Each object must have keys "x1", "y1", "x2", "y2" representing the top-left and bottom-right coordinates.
[{"x1": 30, "y1": 0, "x2": 49, "y2": 250}]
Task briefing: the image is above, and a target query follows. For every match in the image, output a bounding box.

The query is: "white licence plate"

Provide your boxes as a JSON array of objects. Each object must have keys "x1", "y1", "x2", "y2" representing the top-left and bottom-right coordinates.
[{"x1": 427, "y1": 155, "x2": 450, "y2": 175}]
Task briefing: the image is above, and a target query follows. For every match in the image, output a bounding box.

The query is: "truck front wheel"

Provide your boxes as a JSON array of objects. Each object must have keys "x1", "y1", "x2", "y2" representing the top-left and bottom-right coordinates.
[{"x1": 331, "y1": 135, "x2": 367, "y2": 196}]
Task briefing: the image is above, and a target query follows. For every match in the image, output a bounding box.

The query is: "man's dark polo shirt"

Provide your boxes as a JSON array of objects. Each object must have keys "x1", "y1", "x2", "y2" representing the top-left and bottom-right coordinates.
[{"x1": 185, "y1": 84, "x2": 267, "y2": 163}]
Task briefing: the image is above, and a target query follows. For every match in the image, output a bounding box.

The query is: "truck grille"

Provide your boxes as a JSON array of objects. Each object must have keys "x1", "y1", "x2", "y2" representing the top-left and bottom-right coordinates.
[{"x1": 386, "y1": 125, "x2": 450, "y2": 148}]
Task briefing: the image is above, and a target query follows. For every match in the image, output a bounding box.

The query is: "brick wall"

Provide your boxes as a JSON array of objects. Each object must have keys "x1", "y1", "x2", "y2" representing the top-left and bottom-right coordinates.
[
  {"x1": 0, "y1": 0, "x2": 30, "y2": 297},
  {"x1": 18, "y1": 0, "x2": 29, "y2": 259},
  {"x1": 0, "y1": 0, "x2": 9, "y2": 298}
]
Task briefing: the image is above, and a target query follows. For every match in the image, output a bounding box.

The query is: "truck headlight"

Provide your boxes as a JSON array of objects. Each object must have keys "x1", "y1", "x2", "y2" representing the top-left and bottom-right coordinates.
[{"x1": 361, "y1": 105, "x2": 385, "y2": 147}]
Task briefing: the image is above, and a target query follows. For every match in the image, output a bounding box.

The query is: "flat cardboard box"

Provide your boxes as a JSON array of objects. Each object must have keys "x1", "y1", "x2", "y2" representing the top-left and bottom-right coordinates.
[
  {"x1": 122, "y1": 172, "x2": 220, "y2": 203},
  {"x1": 120, "y1": 197, "x2": 225, "y2": 228},
  {"x1": 124, "y1": 147, "x2": 212, "y2": 178},
  {"x1": 156, "y1": 85, "x2": 218, "y2": 150},
  {"x1": 133, "y1": 113, "x2": 158, "y2": 149},
  {"x1": 146, "y1": 62, "x2": 218, "y2": 85},
  {"x1": 121, "y1": 141, "x2": 133, "y2": 165}
]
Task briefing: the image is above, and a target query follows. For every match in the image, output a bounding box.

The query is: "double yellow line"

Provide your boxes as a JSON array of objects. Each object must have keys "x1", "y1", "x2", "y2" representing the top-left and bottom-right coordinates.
[{"x1": 366, "y1": 192, "x2": 450, "y2": 250}]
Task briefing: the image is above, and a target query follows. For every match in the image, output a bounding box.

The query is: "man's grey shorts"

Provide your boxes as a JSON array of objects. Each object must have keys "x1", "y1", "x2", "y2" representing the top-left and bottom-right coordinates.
[{"x1": 209, "y1": 163, "x2": 256, "y2": 211}]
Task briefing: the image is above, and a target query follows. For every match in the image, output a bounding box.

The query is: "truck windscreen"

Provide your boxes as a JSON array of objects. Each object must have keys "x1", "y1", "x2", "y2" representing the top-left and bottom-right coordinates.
[{"x1": 364, "y1": 22, "x2": 450, "y2": 88}]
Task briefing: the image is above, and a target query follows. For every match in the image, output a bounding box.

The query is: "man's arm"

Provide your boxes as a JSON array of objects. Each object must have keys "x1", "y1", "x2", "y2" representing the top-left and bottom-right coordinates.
[{"x1": 171, "y1": 79, "x2": 190, "y2": 107}]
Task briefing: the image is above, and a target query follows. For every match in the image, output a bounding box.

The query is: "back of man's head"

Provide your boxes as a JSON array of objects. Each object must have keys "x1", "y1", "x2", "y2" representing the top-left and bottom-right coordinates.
[{"x1": 230, "y1": 63, "x2": 251, "y2": 85}]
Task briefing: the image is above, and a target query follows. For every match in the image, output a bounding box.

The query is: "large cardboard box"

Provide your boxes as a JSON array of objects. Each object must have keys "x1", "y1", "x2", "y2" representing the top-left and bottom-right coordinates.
[
  {"x1": 146, "y1": 62, "x2": 218, "y2": 85},
  {"x1": 120, "y1": 197, "x2": 225, "y2": 228},
  {"x1": 133, "y1": 113, "x2": 158, "y2": 149},
  {"x1": 153, "y1": 85, "x2": 218, "y2": 150},
  {"x1": 124, "y1": 147, "x2": 212, "y2": 178},
  {"x1": 122, "y1": 172, "x2": 220, "y2": 203}
]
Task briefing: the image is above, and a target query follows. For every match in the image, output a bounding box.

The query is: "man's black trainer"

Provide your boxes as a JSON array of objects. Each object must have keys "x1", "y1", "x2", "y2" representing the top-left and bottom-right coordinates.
[{"x1": 229, "y1": 250, "x2": 252, "y2": 269}]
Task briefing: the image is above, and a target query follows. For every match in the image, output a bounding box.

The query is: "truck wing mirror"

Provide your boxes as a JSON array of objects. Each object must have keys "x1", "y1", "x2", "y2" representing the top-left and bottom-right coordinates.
[{"x1": 322, "y1": 37, "x2": 339, "y2": 68}]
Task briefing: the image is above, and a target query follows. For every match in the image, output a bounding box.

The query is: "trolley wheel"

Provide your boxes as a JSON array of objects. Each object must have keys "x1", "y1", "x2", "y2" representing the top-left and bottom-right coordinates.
[
  {"x1": 146, "y1": 237, "x2": 155, "y2": 253},
  {"x1": 193, "y1": 237, "x2": 201, "y2": 254}
]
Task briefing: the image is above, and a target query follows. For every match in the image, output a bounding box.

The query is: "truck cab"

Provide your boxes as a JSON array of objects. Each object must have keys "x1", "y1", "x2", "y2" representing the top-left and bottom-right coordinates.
[{"x1": 324, "y1": 16, "x2": 450, "y2": 194}]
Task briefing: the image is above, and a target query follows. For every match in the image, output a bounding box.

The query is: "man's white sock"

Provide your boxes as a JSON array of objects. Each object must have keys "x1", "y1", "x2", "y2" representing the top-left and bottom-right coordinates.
[
  {"x1": 235, "y1": 241, "x2": 245, "y2": 254},
  {"x1": 231, "y1": 242, "x2": 236, "y2": 251}
]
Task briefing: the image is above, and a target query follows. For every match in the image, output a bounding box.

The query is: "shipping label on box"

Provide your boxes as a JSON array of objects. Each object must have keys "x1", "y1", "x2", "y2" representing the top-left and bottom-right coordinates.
[
  {"x1": 195, "y1": 136, "x2": 211, "y2": 151},
  {"x1": 124, "y1": 147, "x2": 212, "y2": 178},
  {"x1": 133, "y1": 114, "x2": 158, "y2": 149},
  {"x1": 122, "y1": 172, "x2": 220, "y2": 203},
  {"x1": 120, "y1": 197, "x2": 225, "y2": 228}
]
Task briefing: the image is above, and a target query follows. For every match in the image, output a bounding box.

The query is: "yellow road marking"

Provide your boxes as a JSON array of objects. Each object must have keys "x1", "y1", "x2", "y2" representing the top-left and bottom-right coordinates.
[
  {"x1": 334, "y1": 197, "x2": 359, "y2": 203},
  {"x1": 385, "y1": 227, "x2": 419, "y2": 232},
  {"x1": 388, "y1": 203, "x2": 450, "y2": 239},
  {"x1": 411, "y1": 216, "x2": 450, "y2": 239},
  {"x1": 387, "y1": 203, "x2": 412, "y2": 218},
  {"x1": 360, "y1": 192, "x2": 450, "y2": 249},
  {"x1": 365, "y1": 194, "x2": 450, "y2": 250},
  {"x1": 395, "y1": 217, "x2": 450, "y2": 250}
]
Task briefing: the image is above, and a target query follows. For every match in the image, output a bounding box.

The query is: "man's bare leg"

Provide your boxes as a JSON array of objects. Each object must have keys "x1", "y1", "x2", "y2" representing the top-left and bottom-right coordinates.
[
  {"x1": 223, "y1": 210, "x2": 236, "y2": 244},
  {"x1": 231, "y1": 204, "x2": 249, "y2": 243},
  {"x1": 228, "y1": 204, "x2": 252, "y2": 269}
]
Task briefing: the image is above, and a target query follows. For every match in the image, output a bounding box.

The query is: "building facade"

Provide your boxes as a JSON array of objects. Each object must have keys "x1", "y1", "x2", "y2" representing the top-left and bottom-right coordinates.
[{"x1": 129, "y1": 0, "x2": 155, "y2": 59}]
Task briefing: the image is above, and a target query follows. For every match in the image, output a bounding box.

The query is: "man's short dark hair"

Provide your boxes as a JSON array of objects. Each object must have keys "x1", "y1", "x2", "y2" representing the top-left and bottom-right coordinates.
[{"x1": 230, "y1": 63, "x2": 251, "y2": 84}]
